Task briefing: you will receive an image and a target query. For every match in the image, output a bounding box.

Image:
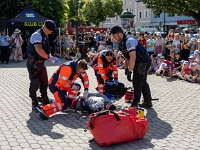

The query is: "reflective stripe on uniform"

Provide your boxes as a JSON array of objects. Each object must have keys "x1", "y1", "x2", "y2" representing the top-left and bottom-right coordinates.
[
  {"x1": 81, "y1": 73, "x2": 86, "y2": 77},
  {"x1": 99, "y1": 90, "x2": 104, "y2": 93},
  {"x1": 113, "y1": 71, "x2": 118, "y2": 74},
  {"x1": 68, "y1": 94, "x2": 76, "y2": 99},
  {"x1": 113, "y1": 65, "x2": 117, "y2": 67},
  {"x1": 64, "y1": 81, "x2": 70, "y2": 88},
  {"x1": 84, "y1": 81, "x2": 89, "y2": 84},
  {"x1": 51, "y1": 103, "x2": 57, "y2": 113},
  {"x1": 98, "y1": 64, "x2": 103, "y2": 67},
  {"x1": 98, "y1": 84, "x2": 104, "y2": 87},
  {"x1": 57, "y1": 102, "x2": 62, "y2": 111},
  {"x1": 59, "y1": 75, "x2": 69, "y2": 81}
]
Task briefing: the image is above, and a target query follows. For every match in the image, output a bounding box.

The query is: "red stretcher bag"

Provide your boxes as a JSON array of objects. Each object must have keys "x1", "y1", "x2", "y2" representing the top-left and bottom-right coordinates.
[{"x1": 86, "y1": 107, "x2": 148, "y2": 146}]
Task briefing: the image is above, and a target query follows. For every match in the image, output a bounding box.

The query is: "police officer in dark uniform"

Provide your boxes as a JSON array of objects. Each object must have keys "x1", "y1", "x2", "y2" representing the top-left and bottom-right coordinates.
[
  {"x1": 110, "y1": 25, "x2": 153, "y2": 108},
  {"x1": 27, "y1": 20, "x2": 57, "y2": 111}
]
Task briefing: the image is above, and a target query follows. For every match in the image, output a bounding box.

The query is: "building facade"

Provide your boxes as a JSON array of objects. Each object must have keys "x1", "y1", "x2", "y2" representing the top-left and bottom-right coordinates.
[{"x1": 100, "y1": 0, "x2": 198, "y2": 32}]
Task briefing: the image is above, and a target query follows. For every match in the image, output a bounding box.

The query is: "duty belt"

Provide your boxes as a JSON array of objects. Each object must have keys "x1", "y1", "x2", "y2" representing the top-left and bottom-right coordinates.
[{"x1": 35, "y1": 60, "x2": 44, "y2": 64}]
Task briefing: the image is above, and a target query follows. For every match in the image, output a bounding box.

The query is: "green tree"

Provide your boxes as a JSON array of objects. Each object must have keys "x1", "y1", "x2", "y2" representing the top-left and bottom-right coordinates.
[
  {"x1": 141, "y1": 0, "x2": 200, "y2": 27},
  {"x1": 82, "y1": 0, "x2": 123, "y2": 26},
  {"x1": 0, "y1": 0, "x2": 69, "y2": 27}
]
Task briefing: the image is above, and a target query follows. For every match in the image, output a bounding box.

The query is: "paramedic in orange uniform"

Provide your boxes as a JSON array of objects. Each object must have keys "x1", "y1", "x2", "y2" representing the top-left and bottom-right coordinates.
[
  {"x1": 35, "y1": 59, "x2": 89, "y2": 120},
  {"x1": 93, "y1": 50, "x2": 118, "y2": 100}
]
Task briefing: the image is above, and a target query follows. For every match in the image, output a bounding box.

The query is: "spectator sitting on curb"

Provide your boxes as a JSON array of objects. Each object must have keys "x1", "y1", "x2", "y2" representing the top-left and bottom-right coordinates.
[{"x1": 184, "y1": 62, "x2": 199, "y2": 83}]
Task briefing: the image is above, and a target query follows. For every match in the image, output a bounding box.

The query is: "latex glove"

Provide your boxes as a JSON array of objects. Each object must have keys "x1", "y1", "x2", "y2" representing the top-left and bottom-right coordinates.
[
  {"x1": 82, "y1": 90, "x2": 89, "y2": 99},
  {"x1": 54, "y1": 58, "x2": 60, "y2": 64},
  {"x1": 125, "y1": 68, "x2": 128, "y2": 75},
  {"x1": 106, "y1": 81, "x2": 114, "y2": 86},
  {"x1": 48, "y1": 56, "x2": 56, "y2": 63},
  {"x1": 127, "y1": 71, "x2": 132, "y2": 82},
  {"x1": 114, "y1": 78, "x2": 119, "y2": 85}
]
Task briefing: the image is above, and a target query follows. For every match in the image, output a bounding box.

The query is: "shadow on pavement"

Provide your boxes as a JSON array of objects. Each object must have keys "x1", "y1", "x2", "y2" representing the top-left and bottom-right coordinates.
[
  {"x1": 26, "y1": 110, "x2": 64, "y2": 139},
  {"x1": 144, "y1": 108, "x2": 173, "y2": 143}
]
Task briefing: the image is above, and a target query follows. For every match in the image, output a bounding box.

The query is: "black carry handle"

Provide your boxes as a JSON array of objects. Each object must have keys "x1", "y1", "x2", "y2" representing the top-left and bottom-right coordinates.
[{"x1": 89, "y1": 110, "x2": 120, "y2": 129}]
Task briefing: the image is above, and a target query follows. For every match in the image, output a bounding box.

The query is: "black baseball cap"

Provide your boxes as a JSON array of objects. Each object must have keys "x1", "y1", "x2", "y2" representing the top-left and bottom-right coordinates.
[
  {"x1": 45, "y1": 20, "x2": 56, "y2": 31},
  {"x1": 110, "y1": 25, "x2": 122, "y2": 34}
]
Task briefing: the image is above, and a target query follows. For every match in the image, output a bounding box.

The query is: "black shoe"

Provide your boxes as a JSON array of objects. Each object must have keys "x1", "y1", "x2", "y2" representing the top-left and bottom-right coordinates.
[
  {"x1": 138, "y1": 102, "x2": 153, "y2": 108},
  {"x1": 34, "y1": 106, "x2": 48, "y2": 120},
  {"x1": 6, "y1": 62, "x2": 8, "y2": 64},
  {"x1": 131, "y1": 102, "x2": 138, "y2": 107}
]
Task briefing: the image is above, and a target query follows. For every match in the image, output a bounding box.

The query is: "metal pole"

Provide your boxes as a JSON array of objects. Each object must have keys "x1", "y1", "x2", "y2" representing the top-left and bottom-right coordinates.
[
  {"x1": 76, "y1": 0, "x2": 79, "y2": 47},
  {"x1": 163, "y1": 11, "x2": 165, "y2": 35}
]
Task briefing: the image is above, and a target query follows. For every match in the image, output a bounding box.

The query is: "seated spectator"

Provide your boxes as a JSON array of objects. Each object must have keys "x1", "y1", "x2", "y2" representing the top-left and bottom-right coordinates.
[
  {"x1": 149, "y1": 54, "x2": 159, "y2": 72},
  {"x1": 156, "y1": 56, "x2": 167, "y2": 77},
  {"x1": 174, "y1": 51, "x2": 182, "y2": 72},
  {"x1": 165, "y1": 55, "x2": 174, "y2": 78},
  {"x1": 98, "y1": 41, "x2": 106, "y2": 51},
  {"x1": 188, "y1": 55, "x2": 195, "y2": 68},
  {"x1": 194, "y1": 50, "x2": 200, "y2": 68},
  {"x1": 184, "y1": 62, "x2": 199, "y2": 83},
  {"x1": 75, "y1": 47, "x2": 82, "y2": 59},
  {"x1": 118, "y1": 51, "x2": 125, "y2": 69},
  {"x1": 181, "y1": 61, "x2": 192, "y2": 79}
]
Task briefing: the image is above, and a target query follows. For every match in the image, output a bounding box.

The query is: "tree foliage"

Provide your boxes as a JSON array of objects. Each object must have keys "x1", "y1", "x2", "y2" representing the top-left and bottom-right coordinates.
[
  {"x1": 0, "y1": 0, "x2": 69, "y2": 27},
  {"x1": 82, "y1": 0, "x2": 123, "y2": 26},
  {"x1": 141, "y1": 0, "x2": 200, "y2": 26}
]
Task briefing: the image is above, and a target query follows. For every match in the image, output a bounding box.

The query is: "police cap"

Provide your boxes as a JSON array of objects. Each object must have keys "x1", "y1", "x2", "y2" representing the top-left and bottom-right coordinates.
[
  {"x1": 45, "y1": 20, "x2": 56, "y2": 31},
  {"x1": 110, "y1": 25, "x2": 123, "y2": 35}
]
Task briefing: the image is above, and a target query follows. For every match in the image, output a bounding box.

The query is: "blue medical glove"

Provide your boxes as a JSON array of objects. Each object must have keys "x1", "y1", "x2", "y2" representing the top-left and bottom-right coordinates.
[
  {"x1": 114, "y1": 78, "x2": 119, "y2": 85},
  {"x1": 48, "y1": 56, "x2": 56, "y2": 63},
  {"x1": 106, "y1": 81, "x2": 114, "y2": 86},
  {"x1": 54, "y1": 58, "x2": 60, "y2": 64}
]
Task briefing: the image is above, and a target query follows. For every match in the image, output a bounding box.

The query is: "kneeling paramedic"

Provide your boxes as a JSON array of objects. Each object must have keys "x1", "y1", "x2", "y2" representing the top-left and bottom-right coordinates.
[
  {"x1": 93, "y1": 50, "x2": 119, "y2": 101},
  {"x1": 110, "y1": 25, "x2": 152, "y2": 108},
  {"x1": 27, "y1": 20, "x2": 58, "y2": 110},
  {"x1": 35, "y1": 59, "x2": 89, "y2": 120}
]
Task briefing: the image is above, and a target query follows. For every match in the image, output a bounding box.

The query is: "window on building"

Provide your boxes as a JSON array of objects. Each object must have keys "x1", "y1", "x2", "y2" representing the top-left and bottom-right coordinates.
[
  {"x1": 144, "y1": 10, "x2": 148, "y2": 18},
  {"x1": 124, "y1": 0, "x2": 126, "y2": 5},
  {"x1": 138, "y1": 11, "x2": 142, "y2": 19},
  {"x1": 168, "y1": 13, "x2": 175, "y2": 17},
  {"x1": 154, "y1": 15, "x2": 160, "y2": 18},
  {"x1": 115, "y1": 15, "x2": 118, "y2": 20}
]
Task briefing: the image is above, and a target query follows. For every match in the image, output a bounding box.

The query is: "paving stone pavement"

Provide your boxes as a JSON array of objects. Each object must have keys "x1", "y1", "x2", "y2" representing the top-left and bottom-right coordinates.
[{"x1": 0, "y1": 59, "x2": 200, "y2": 150}]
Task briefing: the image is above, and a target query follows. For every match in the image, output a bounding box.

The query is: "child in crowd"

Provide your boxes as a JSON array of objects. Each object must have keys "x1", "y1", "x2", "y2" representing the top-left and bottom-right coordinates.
[
  {"x1": 178, "y1": 61, "x2": 192, "y2": 80},
  {"x1": 188, "y1": 55, "x2": 195, "y2": 69},
  {"x1": 174, "y1": 51, "x2": 182, "y2": 73},
  {"x1": 75, "y1": 47, "x2": 81, "y2": 59},
  {"x1": 118, "y1": 51, "x2": 125, "y2": 69},
  {"x1": 184, "y1": 62, "x2": 199, "y2": 83},
  {"x1": 197, "y1": 39, "x2": 200, "y2": 50},
  {"x1": 98, "y1": 41, "x2": 106, "y2": 51},
  {"x1": 156, "y1": 56, "x2": 167, "y2": 77},
  {"x1": 165, "y1": 55, "x2": 174, "y2": 78},
  {"x1": 194, "y1": 50, "x2": 200, "y2": 68},
  {"x1": 149, "y1": 54, "x2": 159, "y2": 72},
  {"x1": 87, "y1": 48, "x2": 96, "y2": 66}
]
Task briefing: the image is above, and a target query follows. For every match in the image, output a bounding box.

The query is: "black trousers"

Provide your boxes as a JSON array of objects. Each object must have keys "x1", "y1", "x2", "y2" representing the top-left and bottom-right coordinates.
[
  {"x1": 26, "y1": 61, "x2": 48, "y2": 99},
  {"x1": 132, "y1": 57, "x2": 152, "y2": 104},
  {"x1": 1, "y1": 46, "x2": 9, "y2": 63}
]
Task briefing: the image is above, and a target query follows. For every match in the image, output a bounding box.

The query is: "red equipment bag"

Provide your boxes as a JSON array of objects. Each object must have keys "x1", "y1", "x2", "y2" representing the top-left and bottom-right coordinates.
[{"x1": 86, "y1": 107, "x2": 148, "y2": 146}]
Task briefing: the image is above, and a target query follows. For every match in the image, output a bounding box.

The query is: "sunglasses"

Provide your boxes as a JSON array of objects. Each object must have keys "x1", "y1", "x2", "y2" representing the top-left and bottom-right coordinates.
[{"x1": 105, "y1": 51, "x2": 113, "y2": 56}]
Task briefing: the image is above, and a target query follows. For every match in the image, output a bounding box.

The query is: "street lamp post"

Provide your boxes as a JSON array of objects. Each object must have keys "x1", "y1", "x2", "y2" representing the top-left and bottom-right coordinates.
[{"x1": 163, "y1": 11, "x2": 166, "y2": 35}]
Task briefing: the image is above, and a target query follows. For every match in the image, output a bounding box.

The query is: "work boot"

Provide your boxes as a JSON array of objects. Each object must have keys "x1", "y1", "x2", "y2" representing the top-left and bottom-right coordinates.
[
  {"x1": 42, "y1": 96, "x2": 50, "y2": 106},
  {"x1": 34, "y1": 106, "x2": 48, "y2": 120},
  {"x1": 138, "y1": 101, "x2": 153, "y2": 108},
  {"x1": 36, "y1": 97, "x2": 42, "y2": 103}
]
